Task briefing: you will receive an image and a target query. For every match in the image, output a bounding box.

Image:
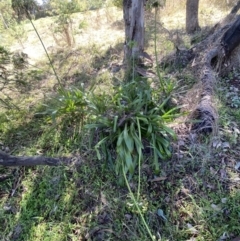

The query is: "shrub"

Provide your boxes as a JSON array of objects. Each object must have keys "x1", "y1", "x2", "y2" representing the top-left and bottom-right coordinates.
[{"x1": 86, "y1": 78, "x2": 178, "y2": 183}]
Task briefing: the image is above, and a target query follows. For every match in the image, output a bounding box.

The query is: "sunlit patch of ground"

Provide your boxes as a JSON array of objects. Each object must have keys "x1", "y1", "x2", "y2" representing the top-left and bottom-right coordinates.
[{"x1": 11, "y1": 7, "x2": 124, "y2": 65}]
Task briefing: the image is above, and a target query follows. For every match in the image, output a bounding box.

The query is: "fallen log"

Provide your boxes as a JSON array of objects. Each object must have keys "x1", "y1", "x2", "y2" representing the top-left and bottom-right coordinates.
[
  {"x1": 0, "y1": 150, "x2": 62, "y2": 167},
  {"x1": 191, "y1": 14, "x2": 240, "y2": 133},
  {"x1": 160, "y1": 1, "x2": 240, "y2": 133}
]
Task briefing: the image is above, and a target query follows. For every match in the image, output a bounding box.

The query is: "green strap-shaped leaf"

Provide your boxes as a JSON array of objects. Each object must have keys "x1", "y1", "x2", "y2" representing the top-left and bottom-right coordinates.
[
  {"x1": 117, "y1": 132, "x2": 124, "y2": 147},
  {"x1": 158, "y1": 96, "x2": 171, "y2": 112},
  {"x1": 162, "y1": 144, "x2": 172, "y2": 157},
  {"x1": 124, "y1": 149, "x2": 134, "y2": 174},
  {"x1": 161, "y1": 125, "x2": 176, "y2": 138},
  {"x1": 147, "y1": 123, "x2": 153, "y2": 136},
  {"x1": 151, "y1": 134, "x2": 160, "y2": 174},
  {"x1": 113, "y1": 115, "x2": 118, "y2": 133},
  {"x1": 156, "y1": 136, "x2": 170, "y2": 148},
  {"x1": 123, "y1": 124, "x2": 134, "y2": 153},
  {"x1": 136, "y1": 116, "x2": 149, "y2": 124}
]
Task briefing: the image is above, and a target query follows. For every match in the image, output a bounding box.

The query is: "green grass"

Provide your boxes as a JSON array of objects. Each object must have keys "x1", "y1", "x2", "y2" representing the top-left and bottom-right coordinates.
[
  {"x1": 1, "y1": 102, "x2": 239, "y2": 240},
  {"x1": 0, "y1": 2, "x2": 240, "y2": 241}
]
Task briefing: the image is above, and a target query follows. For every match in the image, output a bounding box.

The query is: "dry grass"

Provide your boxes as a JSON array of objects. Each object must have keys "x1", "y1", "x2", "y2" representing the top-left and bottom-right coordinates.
[{"x1": 10, "y1": 7, "x2": 124, "y2": 65}]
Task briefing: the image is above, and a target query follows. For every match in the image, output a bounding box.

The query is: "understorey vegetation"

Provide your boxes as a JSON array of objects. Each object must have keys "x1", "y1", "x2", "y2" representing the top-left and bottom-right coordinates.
[{"x1": 0, "y1": 1, "x2": 240, "y2": 241}]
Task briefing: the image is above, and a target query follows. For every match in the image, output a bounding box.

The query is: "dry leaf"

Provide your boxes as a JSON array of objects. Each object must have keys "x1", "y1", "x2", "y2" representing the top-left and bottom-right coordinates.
[
  {"x1": 222, "y1": 142, "x2": 230, "y2": 149},
  {"x1": 219, "y1": 232, "x2": 229, "y2": 240},
  {"x1": 181, "y1": 188, "x2": 190, "y2": 195},
  {"x1": 221, "y1": 198, "x2": 227, "y2": 204},
  {"x1": 187, "y1": 223, "x2": 198, "y2": 234},
  {"x1": 212, "y1": 139, "x2": 221, "y2": 148},
  {"x1": 234, "y1": 162, "x2": 240, "y2": 171},
  {"x1": 233, "y1": 126, "x2": 240, "y2": 134},
  {"x1": 178, "y1": 140, "x2": 185, "y2": 146},
  {"x1": 232, "y1": 177, "x2": 240, "y2": 181},
  {"x1": 135, "y1": 66, "x2": 156, "y2": 78},
  {"x1": 150, "y1": 177, "x2": 167, "y2": 182},
  {"x1": 220, "y1": 169, "x2": 227, "y2": 179},
  {"x1": 100, "y1": 192, "x2": 108, "y2": 206},
  {"x1": 211, "y1": 204, "x2": 221, "y2": 211},
  {"x1": 210, "y1": 167, "x2": 217, "y2": 175}
]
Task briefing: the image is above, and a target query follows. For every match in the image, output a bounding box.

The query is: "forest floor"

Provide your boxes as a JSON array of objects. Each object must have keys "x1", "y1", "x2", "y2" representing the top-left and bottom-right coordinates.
[{"x1": 0, "y1": 3, "x2": 240, "y2": 241}]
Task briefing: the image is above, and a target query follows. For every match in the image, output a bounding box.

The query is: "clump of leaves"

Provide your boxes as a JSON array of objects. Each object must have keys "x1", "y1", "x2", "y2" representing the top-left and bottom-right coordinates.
[
  {"x1": 86, "y1": 78, "x2": 178, "y2": 183},
  {"x1": 42, "y1": 85, "x2": 89, "y2": 126}
]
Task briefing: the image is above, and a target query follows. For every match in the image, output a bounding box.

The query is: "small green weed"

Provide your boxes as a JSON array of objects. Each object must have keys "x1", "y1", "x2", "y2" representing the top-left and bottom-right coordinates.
[
  {"x1": 78, "y1": 20, "x2": 88, "y2": 29},
  {"x1": 41, "y1": 86, "x2": 89, "y2": 125}
]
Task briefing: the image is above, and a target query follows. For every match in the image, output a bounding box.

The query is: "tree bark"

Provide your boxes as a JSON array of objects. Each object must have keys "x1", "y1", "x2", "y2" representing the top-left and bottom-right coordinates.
[
  {"x1": 186, "y1": 0, "x2": 200, "y2": 34},
  {"x1": 123, "y1": 0, "x2": 145, "y2": 67}
]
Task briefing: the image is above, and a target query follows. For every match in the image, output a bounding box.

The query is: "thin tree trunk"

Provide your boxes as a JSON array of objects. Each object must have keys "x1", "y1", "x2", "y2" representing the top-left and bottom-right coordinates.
[
  {"x1": 186, "y1": 0, "x2": 200, "y2": 34},
  {"x1": 123, "y1": 0, "x2": 145, "y2": 72}
]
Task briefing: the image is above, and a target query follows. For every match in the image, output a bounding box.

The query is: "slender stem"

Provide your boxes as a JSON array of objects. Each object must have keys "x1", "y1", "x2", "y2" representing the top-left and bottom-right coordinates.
[
  {"x1": 132, "y1": 55, "x2": 135, "y2": 81},
  {"x1": 25, "y1": 10, "x2": 63, "y2": 91},
  {"x1": 122, "y1": 163, "x2": 156, "y2": 241},
  {"x1": 136, "y1": 117, "x2": 142, "y2": 201},
  {"x1": 154, "y1": 8, "x2": 166, "y2": 94}
]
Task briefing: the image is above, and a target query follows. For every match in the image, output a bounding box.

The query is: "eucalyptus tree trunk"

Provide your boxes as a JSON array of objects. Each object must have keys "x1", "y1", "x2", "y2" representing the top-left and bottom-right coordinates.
[
  {"x1": 123, "y1": 0, "x2": 145, "y2": 76},
  {"x1": 186, "y1": 0, "x2": 200, "y2": 34}
]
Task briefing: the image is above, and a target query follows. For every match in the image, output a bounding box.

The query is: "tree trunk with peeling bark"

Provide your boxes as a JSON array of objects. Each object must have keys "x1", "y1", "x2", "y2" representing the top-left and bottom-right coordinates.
[{"x1": 123, "y1": 0, "x2": 145, "y2": 76}]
